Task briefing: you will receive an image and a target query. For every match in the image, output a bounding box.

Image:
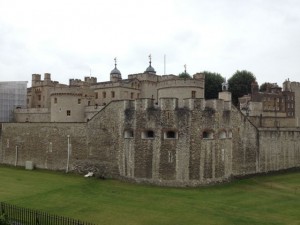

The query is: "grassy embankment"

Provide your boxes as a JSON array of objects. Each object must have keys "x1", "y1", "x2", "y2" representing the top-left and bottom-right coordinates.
[{"x1": 0, "y1": 166, "x2": 299, "y2": 225}]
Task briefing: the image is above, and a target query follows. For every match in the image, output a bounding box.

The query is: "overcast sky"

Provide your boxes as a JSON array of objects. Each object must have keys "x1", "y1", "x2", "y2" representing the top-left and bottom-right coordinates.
[{"x1": 1, "y1": 0, "x2": 300, "y2": 87}]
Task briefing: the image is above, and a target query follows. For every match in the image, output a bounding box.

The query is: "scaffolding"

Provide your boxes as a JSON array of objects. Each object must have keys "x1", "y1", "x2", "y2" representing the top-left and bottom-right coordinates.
[{"x1": 0, "y1": 81, "x2": 27, "y2": 122}]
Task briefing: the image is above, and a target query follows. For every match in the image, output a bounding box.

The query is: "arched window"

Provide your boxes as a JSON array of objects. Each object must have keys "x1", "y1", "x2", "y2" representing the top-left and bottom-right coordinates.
[
  {"x1": 142, "y1": 130, "x2": 155, "y2": 139},
  {"x1": 202, "y1": 130, "x2": 214, "y2": 139},
  {"x1": 164, "y1": 130, "x2": 178, "y2": 139}
]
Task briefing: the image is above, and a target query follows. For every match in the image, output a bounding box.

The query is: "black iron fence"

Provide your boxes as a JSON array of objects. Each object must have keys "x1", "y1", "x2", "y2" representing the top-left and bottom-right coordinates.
[{"x1": 0, "y1": 202, "x2": 97, "y2": 225}]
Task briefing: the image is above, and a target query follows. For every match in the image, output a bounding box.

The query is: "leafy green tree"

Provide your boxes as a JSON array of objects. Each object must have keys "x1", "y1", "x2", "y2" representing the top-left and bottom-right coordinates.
[
  {"x1": 228, "y1": 70, "x2": 256, "y2": 106},
  {"x1": 202, "y1": 71, "x2": 225, "y2": 99},
  {"x1": 259, "y1": 82, "x2": 271, "y2": 92},
  {"x1": 178, "y1": 72, "x2": 191, "y2": 79}
]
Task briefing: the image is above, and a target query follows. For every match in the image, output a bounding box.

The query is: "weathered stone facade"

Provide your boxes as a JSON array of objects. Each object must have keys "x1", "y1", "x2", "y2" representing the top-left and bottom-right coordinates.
[
  {"x1": 2, "y1": 62, "x2": 300, "y2": 186},
  {"x1": 1, "y1": 97, "x2": 299, "y2": 186}
]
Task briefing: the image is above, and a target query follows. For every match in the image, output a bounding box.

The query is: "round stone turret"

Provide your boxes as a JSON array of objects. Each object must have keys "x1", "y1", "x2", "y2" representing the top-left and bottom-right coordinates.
[
  {"x1": 110, "y1": 58, "x2": 122, "y2": 82},
  {"x1": 144, "y1": 54, "x2": 156, "y2": 74}
]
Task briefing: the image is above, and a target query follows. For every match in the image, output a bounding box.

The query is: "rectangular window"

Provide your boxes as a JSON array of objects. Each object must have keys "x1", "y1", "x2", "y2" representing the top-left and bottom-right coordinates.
[
  {"x1": 67, "y1": 110, "x2": 71, "y2": 116},
  {"x1": 142, "y1": 130, "x2": 154, "y2": 139},
  {"x1": 124, "y1": 130, "x2": 134, "y2": 138},
  {"x1": 111, "y1": 91, "x2": 115, "y2": 98},
  {"x1": 95, "y1": 92, "x2": 98, "y2": 99},
  {"x1": 164, "y1": 131, "x2": 178, "y2": 139},
  {"x1": 38, "y1": 95, "x2": 41, "y2": 101},
  {"x1": 103, "y1": 92, "x2": 106, "y2": 98},
  {"x1": 131, "y1": 92, "x2": 134, "y2": 99},
  {"x1": 78, "y1": 99, "x2": 81, "y2": 104},
  {"x1": 191, "y1": 91, "x2": 196, "y2": 98},
  {"x1": 54, "y1": 98, "x2": 57, "y2": 104}
]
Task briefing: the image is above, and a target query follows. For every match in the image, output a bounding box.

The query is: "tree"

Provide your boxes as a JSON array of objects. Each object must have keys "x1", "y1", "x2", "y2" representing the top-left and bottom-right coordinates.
[
  {"x1": 178, "y1": 72, "x2": 191, "y2": 79},
  {"x1": 202, "y1": 71, "x2": 225, "y2": 99},
  {"x1": 0, "y1": 214, "x2": 11, "y2": 225},
  {"x1": 228, "y1": 70, "x2": 256, "y2": 106},
  {"x1": 259, "y1": 82, "x2": 271, "y2": 92}
]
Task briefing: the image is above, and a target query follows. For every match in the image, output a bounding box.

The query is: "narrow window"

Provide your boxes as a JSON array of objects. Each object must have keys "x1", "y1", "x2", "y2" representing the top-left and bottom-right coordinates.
[
  {"x1": 78, "y1": 99, "x2": 81, "y2": 104},
  {"x1": 142, "y1": 130, "x2": 154, "y2": 139},
  {"x1": 131, "y1": 92, "x2": 134, "y2": 99},
  {"x1": 67, "y1": 110, "x2": 71, "y2": 116},
  {"x1": 103, "y1": 92, "x2": 106, "y2": 98},
  {"x1": 27, "y1": 98, "x2": 29, "y2": 104},
  {"x1": 95, "y1": 92, "x2": 98, "y2": 99},
  {"x1": 54, "y1": 98, "x2": 57, "y2": 104},
  {"x1": 137, "y1": 93, "x2": 140, "y2": 99},
  {"x1": 38, "y1": 95, "x2": 41, "y2": 101},
  {"x1": 191, "y1": 91, "x2": 196, "y2": 99},
  {"x1": 164, "y1": 131, "x2": 177, "y2": 139},
  {"x1": 147, "y1": 130, "x2": 154, "y2": 138},
  {"x1": 203, "y1": 130, "x2": 214, "y2": 139},
  {"x1": 111, "y1": 91, "x2": 115, "y2": 98}
]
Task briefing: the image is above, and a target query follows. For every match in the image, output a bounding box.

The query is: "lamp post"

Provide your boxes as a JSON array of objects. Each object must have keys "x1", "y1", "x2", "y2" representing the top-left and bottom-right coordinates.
[{"x1": 66, "y1": 135, "x2": 70, "y2": 173}]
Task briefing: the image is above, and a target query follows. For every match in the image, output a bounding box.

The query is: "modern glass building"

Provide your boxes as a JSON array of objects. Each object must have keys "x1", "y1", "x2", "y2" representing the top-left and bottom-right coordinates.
[{"x1": 0, "y1": 81, "x2": 27, "y2": 122}]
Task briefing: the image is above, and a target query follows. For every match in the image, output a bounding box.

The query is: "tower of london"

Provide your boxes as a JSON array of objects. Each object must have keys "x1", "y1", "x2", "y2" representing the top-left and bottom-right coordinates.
[{"x1": 1, "y1": 59, "x2": 300, "y2": 186}]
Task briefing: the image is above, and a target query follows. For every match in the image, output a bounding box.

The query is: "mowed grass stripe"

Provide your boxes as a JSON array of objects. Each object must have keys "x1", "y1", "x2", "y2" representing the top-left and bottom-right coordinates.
[{"x1": 0, "y1": 166, "x2": 299, "y2": 225}]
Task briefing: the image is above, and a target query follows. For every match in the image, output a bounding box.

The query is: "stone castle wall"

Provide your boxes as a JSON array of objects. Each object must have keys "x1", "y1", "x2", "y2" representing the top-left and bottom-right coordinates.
[
  {"x1": 13, "y1": 108, "x2": 50, "y2": 122},
  {"x1": 1, "y1": 98, "x2": 299, "y2": 186},
  {"x1": 258, "y1": 128, "x2": 300, "y2": 172},
  {"x1": 290, "y1": 82, "x2": 300, "y2": 127},
  {"x1": 0, "y1": 122, "x2": 87, "y2": 170}
]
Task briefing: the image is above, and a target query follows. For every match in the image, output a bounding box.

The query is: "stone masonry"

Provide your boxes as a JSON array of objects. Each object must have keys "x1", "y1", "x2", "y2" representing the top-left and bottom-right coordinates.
[{"x1": 1, "y1": 96, "x2": 299, "y2": 186}]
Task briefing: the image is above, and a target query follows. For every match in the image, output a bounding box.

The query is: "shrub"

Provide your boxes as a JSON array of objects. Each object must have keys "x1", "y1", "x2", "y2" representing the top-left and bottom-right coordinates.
[{"x1": 0, "y1": 214, "x2": 11, "y2": 225}]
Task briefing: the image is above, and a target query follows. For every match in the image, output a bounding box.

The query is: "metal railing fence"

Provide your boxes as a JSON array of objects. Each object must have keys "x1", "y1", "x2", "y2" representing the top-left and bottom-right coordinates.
[{"x1": 0, "y1": 202, "x2": 97, "y2": 225}]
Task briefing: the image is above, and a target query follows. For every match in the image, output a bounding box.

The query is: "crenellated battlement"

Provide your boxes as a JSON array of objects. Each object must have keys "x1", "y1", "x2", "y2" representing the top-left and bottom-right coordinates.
[
  {"x1": 157, "y1": 78, "x2": 204, "y2": 89},
  {"x1": 122, "y1": 97, "x2": 230, "y2": 112},
  {"x1": 50, "y1": 87, "x2": 84, "y2": 96}
]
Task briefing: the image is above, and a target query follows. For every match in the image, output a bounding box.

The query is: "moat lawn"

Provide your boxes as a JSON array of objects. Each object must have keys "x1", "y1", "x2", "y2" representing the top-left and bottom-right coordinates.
[{"x1": 0, "y1": 166, "x2": 299, "y2": 225}]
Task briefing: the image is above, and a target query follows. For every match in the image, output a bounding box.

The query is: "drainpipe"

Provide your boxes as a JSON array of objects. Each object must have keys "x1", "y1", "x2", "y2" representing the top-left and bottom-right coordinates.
[
  {"x1": 66, "y1": 135, "x2": 70, "y2": 173},
  {"x1": 15, "y1": 146, "x2": 18, "y2": 166}
]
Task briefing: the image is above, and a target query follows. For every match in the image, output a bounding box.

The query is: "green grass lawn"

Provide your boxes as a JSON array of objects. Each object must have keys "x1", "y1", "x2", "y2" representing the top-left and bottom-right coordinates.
[{"x1": 0, "y1": 165, "x2": 299, "y2": 225}]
